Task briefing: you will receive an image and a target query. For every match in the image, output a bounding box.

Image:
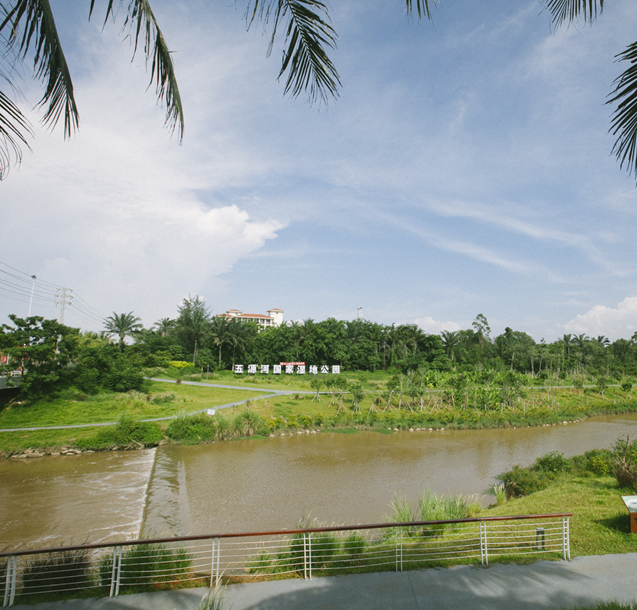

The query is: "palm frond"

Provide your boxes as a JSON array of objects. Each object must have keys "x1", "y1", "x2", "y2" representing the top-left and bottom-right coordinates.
[
  {"x1": 404, "y1": 0, "x2": 437, "y2": 21},
  {"x1": 92, "y1": 0, "x2": 184, "y2": 141},
  {"x1": 0, "y1": 89, "x2": 33, "y2": 180},
  {"x1": 608, "y1": 42, "x2": 637, "y2": 178},
  {"x1": 1, "y1": 0, "x2": 78, "y2": 137},
  {"x1": 246, "y1": 0, "x2": 340, "y2": 104},
  {"x1": 544, "y1": 0, "x2": 604, "y2": 27}
]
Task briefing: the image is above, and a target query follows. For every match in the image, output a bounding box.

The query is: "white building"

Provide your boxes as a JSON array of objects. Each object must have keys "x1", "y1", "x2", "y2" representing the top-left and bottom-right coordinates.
[{"x1": 216, "y1": 308, "x2": 284, "y2": 329}]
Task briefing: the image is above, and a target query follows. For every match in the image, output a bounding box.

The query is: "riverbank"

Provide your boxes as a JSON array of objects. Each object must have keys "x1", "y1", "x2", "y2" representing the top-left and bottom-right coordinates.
[{"x1": 1, "y1": 381, "x2": 637, "y2": 456}]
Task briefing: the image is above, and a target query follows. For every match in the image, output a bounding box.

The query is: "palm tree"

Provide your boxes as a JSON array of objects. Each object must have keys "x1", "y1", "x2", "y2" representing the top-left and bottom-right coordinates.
[
  {"x1": 209, "y1": 316, "x2": 230, "y2": 369},
  {"x1": 562, "y1": 334, "x2": 574, "y2": 359},
  {"x1": 4, "y1": 1, "x2": 637, "y2": 181},
  {"x1": 104, "y1": 311, "x2": 142, "y2": 351},
  {"x1": 153, "y1": 317, "x2": 175, "y2": 337},
  {"x1": 176, "y1": 296, "x2": 211, "y2": 362},
  {"x1": 0, "y1": 0, "x2": 183, "y2": 179},
  {"x1": 227, "y1": 319, "x2": 255, "y2": 368},
  {"x1": 595, "y1": 335, "x2": 610, "y2": 347},
  {"x1": 440, "y1": 330, "x2": 460, "y2": 361},
  {"x1": 544, "y1": 0, "x2": 637, "y2": 178}
]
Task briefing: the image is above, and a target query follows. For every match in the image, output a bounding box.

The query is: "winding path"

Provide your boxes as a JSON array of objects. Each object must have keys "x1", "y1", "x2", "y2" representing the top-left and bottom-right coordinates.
[{"x1": 0, "y1": 378, "x2": 315, "y2": 433}]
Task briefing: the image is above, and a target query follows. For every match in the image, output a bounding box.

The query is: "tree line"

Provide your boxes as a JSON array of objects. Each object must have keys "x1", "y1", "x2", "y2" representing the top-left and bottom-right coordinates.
[
  {"x1": 2, "y1": 297, "x2": 636, "y2": 400},
  {"x1": 108, "y1": 297, "x2": 637, "y2": 378}
]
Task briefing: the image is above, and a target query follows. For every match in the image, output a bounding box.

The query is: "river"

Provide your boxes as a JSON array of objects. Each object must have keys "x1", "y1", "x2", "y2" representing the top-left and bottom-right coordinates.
[{"x1": 2, "y1": 414, "x2": 637, "y2": 552}]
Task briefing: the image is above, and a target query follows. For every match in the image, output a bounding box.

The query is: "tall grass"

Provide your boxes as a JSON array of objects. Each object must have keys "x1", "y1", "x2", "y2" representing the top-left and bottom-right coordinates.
[
  {"x1": 18, "y1": 549, "x2": 94, "y2": 601},
  {"x1": 386, "y1": 489, "x2": 481, "y2": 537},
  {"x1": 99, "y1": 543, "x2": 192, "y2": 593}
]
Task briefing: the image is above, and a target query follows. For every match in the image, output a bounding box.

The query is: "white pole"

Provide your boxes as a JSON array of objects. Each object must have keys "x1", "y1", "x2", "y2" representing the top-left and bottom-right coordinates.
[{"x1": 27, "y1": 275, "x2": 36, "y2": 317}]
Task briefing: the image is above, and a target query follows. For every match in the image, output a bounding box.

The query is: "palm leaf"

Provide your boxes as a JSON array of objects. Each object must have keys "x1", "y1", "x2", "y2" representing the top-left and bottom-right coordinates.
[
  {"x1": 404, "y1": 0, "x2": 437, "y2": 21},
  {"x1": 246, "y1": 0, "x2": 340, "y2": 104},
  {"x1": 1, "y1": 0, "x2": 78, "y2": 137},
  {"x1": 608, "y1": 42, "x2": 637, "y2": 178},
  {"x1": 91, "y1": 0, "x2": 184, "y2": 141},
  {"x1": 0, "y1": 89, "x2": 33, "y2": 180},
  {"x1": 544, "y1": 0, "x2": 604, "y2": 27}
]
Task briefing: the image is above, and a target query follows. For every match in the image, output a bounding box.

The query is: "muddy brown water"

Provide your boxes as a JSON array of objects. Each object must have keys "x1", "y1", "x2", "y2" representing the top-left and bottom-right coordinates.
[
  {"x1": 2, "y1": 414, "x2": 637, "y2": 552},
  {"x1": 141, "y1": 414, "x2": 637, "y2": 538}
]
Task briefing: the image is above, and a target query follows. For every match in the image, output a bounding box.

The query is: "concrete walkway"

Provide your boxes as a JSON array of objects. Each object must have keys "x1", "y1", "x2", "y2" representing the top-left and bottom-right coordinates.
[{"x1": 12, "y1": 553, "x2": 637, "y2": 610}]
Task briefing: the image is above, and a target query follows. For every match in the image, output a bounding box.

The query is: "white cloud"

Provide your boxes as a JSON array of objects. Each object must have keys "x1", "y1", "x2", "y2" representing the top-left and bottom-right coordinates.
[
  {"x1": 563, "y1": 297, "x2": 637, "y2": 340},
  {"x1": 414, "y1": 316, "x2": 461, "y2": 334}
]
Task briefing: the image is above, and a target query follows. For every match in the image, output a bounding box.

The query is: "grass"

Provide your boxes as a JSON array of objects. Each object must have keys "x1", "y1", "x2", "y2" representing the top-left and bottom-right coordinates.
[
  {"x1": 0, "y1": 382, "x2": 259, "y2": 429},
  {"x1": 485, "y1": 474, "x2": 637, "y2": 557}
]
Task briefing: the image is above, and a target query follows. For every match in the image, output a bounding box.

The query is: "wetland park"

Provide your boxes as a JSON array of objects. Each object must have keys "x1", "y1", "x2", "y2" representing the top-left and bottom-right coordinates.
[{"x1": 1, "y1": 310, "x2": 637, "y2": 600}]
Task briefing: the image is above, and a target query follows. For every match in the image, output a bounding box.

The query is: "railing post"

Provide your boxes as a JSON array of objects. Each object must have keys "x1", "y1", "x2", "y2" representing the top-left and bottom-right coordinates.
[
  {"x1": 3, "y1": 555, "x2": 16, "y2": 607},
  {"x1": 109, "y1": 547, "x2": 122, "y2": 597},
  {"x1": 308, "y1": 533, "x2": 312, "y2": 580},
  {"x1": 562, "y1": 517, "x2": 570, "y2": 560},
  {"x1": 303, "y1": 534, "x2": 307, "y2": 580},
  {"x1": 395, "y1": 528, "x2": 398, "y2": 572},
  {"x1": 400, "y1": 528, "x2": 403, "y2": 572},
  {"x1": 210, "y1": 538, "x2": 221, "y2": 587},
  {"x1": 480, "y1": 522, "x2": 488, "y2": 565}
]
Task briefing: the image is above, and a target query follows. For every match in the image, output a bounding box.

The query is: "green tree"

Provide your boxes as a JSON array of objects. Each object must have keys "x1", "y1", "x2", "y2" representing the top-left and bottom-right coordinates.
[
  {"x1": 0, "y1": 315, "x2": 79, "y2": 396},
  {"x1": 176, "y1": 295, "x2": 211, "y2": 362},
  {"x1": 440, "y1": 330, "x2": 460, "y2": 362},
  {"x1": 104, "y1": 311, "x2": 143, "y2": 352},
  {"x1": 209, "y1": 316, "x2": 231, "y2": 369}
]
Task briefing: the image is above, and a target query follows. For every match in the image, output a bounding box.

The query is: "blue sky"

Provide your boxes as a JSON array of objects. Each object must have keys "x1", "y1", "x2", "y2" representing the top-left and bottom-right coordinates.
[{"x1": 1, "y1": 0, "x2": 636, "y2": 341}]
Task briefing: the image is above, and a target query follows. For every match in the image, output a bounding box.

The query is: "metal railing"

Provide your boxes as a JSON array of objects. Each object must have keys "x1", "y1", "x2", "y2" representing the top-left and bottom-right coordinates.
[{"x1": 0, "y1": 513, "x2": 571, "y2": 607}]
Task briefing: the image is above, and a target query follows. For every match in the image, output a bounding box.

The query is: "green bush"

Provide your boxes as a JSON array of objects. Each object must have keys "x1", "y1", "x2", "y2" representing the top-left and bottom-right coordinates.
[
  {"x1": 311, "y1": 533, "x2": 340, "y2": 569},
  {"x1": 165, "y1": 413, "x2": 217, "y2": 443},
  {"x1": 19, "y1": 549, "x2": 94, "y2": 600},
  {"x1": 341, "y1": 534, "x2": 367, "y2": 567},
  {"x1": 77, "y1": 415, "x2": 164, "y2": 449},
  {"x1": 99, "y1": 544, "x2": 192, "y2": 593},
  {"x1": 610, "y1": 436, "x2": 637, "y2": 491},
  {"x1": 499, "y1": 465, "x2": 551, "y2": 498},
  {"x1": 534, "y1": 451, "x2": 572, "y2": 474}
]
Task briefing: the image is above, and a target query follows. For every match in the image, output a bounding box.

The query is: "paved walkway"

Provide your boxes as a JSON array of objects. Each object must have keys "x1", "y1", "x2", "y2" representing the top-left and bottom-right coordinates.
[{"x1": 12, "y1": 553, "x2": 637, "y2": 610}]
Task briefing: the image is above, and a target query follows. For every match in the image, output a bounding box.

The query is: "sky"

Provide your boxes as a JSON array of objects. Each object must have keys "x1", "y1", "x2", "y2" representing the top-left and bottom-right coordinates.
[{"x1": 1, "y1": 0, "x2": 636, "y2": 342}]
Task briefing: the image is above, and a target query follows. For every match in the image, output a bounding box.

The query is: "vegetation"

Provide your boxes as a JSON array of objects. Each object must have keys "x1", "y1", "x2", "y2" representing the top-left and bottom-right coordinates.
[{"x1": 98, "y1": 544, "x2": 193, "y2": 594}]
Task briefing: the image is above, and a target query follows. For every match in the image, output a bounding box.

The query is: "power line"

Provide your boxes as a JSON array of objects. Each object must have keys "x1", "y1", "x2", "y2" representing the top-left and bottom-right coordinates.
[{"x1": 0, "y1": 259, "x2": 106, "y2": 329}]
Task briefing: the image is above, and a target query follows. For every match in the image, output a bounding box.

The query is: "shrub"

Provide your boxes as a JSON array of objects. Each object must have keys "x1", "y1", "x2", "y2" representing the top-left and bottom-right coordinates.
[
  {"x1": 499, "y1": 465, "x2": 550, "y2": 498},
  {"x1": 19, "y1": 549, "x2": 94, "y2": 599},
  {"x1": 341, "y1": 534, "x2": 367, "y2": 567},
  {"x1": 311, "y1": 533, "x2": 340, "y2": 569},
  {"x1": 232, "y1": 409, "x2": 268, "y2": 437},
  {"x1": 99, "y1": 544, "x2": 192, "y2": 593},
  {"x1": 610, "y1": 436, "x2": 637, "y2": 491},
  {"x1": 165, "y1": 413, "x2": 217, "y2": 443},
  {"x1": 534, "y1": 451, "x2": 572, "y2": 474},
  {"x1": 77, "y1": 415, "x2": 164, "y2": 449}
]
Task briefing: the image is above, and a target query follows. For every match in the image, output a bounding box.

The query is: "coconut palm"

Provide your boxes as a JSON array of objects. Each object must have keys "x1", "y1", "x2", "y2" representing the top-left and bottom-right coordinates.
[
  {"x1": 153, "y1": 317, "x2": 176, "y2": 337},
  {"x1": 209, "y1": 316, "x2": 231, "y2": 369},
  {"x1": 545, "y1": 0, "x2": 637, "y2": 178},
  {"x1": 104, "y1": 311, "x2": 143, "y2": 351},
  {"x1": 440, "y1": 330, "x2": 460, "y2": 361},
  {"x1": 176, "y1": 295, "x2": 211, "y2": 362},
  {"x1": 0, "y1": 0, "x2": 440, "y2": 179}
]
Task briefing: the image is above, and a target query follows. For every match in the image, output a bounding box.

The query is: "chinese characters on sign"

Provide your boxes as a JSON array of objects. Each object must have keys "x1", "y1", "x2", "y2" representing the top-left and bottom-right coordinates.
[{"x1": 234, "y1": 362, "x2": 340, "y2": 375}]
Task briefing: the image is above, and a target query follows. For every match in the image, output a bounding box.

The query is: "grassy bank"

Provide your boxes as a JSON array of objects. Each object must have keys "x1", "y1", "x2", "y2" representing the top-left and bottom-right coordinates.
[
  {"x1": 1, "y1": 377, "x2": 636, "y2": 455},
  {"x1": 0, "y1": 382, "x2": 259, "y2": 428}
]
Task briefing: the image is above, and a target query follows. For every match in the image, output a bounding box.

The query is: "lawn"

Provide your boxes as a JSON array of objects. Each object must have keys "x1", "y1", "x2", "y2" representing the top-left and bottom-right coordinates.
[
  {"x1": 485, "y1": 474, "x2": 637, "y2": 557},
  {"x1": 0, "y1": 382, "x2": 259, "y2": 429}
]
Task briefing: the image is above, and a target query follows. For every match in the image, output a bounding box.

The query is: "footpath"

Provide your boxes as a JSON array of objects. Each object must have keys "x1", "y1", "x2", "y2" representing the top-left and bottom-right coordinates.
[{"x1": 12, "y1": 553, "x2": 637, "y2": 610}]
